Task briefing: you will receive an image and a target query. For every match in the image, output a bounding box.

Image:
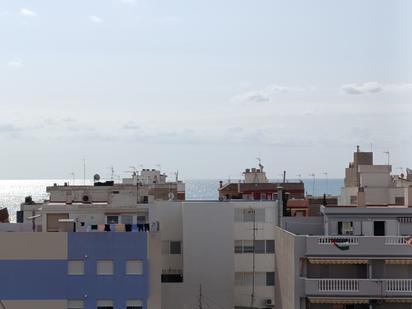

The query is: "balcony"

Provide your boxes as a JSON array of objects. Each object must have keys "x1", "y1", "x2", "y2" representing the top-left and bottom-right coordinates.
[
  {"x1": 306, "y1": 236, "x2": 412, "y2": 257},
  {"x1": 305, "y1": 278, "x2": 412, "y2": 297}
]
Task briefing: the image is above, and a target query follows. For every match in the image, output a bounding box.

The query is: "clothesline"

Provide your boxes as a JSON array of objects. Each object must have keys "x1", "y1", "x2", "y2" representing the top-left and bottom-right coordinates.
[{"x1": 86, "y1": 222, "x2": 159, "y2": 232}]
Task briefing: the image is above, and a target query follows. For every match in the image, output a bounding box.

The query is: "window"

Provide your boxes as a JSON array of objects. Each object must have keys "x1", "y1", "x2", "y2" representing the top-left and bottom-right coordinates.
[
  {"x1": 243, "y1": 210, "x2": 255, "y2": 222},
  {"x1": 234, "y1": 240, "x2": 242, "y2": 253},
  {"x1": 243, "y1": 240, "x2": 254, "y2": 253},
  {"x1": 97, "y1": 260, "x2": 114, "y2": 275},
  {"x1": 126, "y1": 260, "x2": 143, "y2": 275},
  {"x1": 106, "y1": 216, "x2": 119, "y2": 224},
  {"x1": 68, "y1": 260, "x2": 84, "y2": 275},
  {"x1": 395, "y1": 196, "x2": 405, "y2": 205},
  {"x1": 161, "y1": 273, "x2": 183, "y2": 282},
  {"x1": 234, "y1": 240, "x2": 275, "y2": 254},
  {"x1": 254, "y1": 240, "x2": 265, "y2": 253},
  {"x1": 97, "y1": 300, "x2": 113, "y2": 309},
  {"x1": 67, "y1": 300, "x2": 84, "y2": 309},
  {"x1": 126, "y1": 300, "x2": 143, "y2": 309},
  {"x1": 121, "y1": 215, "x2": 133, "y2": 225},
  {"x1": 266, "y1": 240, "x2": 275, "y2": 253},
  {"x1": 350, "y1": 195, "x2": 357, "y2": 204},
  {"x1": 338, "y1": 221, "x2": 353, "y2": 235},
  {"x1": 136, "y1": 215, "x2": 146, "y2": 223},
  {"x1": 170, "y1": 241, "x2": 181, "y2": 254},
  {"x1": 266, "y1": 272, "x2": 275, "y2": 286}
]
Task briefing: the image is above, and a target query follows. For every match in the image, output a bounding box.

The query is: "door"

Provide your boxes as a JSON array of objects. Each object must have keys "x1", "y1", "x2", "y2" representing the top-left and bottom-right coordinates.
[{"x1": 374, "y1": 221, "x2": 385, "y2": 236}]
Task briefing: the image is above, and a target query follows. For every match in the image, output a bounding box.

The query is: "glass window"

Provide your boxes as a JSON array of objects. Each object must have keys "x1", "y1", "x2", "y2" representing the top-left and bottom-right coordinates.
[
  {"x1": 170, "y1": 241, "x2": 181, "y2": 254},
  {"x1": 266, "y1": 240, "x2": 275, "y2": 253},
  {"x1": 106, "y1": 216, "x2": 119, "y2": 224},
  {"x1": 136, "y1": 215, "x2": 146, "y2": 223},
  {"x1": 243, "y1": 240, "x2": 254, "y2": 253},
  {"x1": 350, "y1": 195, "x2": 357, "y2": 204},
  {"x1": 234, "y1": 240, "x2": 243, "y2": 253},
  {"x1": 126, "y1": 300, "x2": 143, "y2": 309},
  {"x1": 97, "y1": 300, "x2": 113, "y2": 309},
  {"x1": 126, "y1": 260, "x2": 143, "y2": 275},
  {"x1": 97, "y1": 260, "x2": 114, "y2": 275},
  {"x1": 161, "y1": 273, "x2": 183, "y2": 282},
  {"x1": 67, "y1": 300, "x2": 84, "y2": 309},
  {"x1": 121, "y1": 215, "x2": 133, "y2": 225},
  {"x1": 68, "y1": 260, "x2": 84, "y2": 275},
  {"x1": 254, "y1": 240, "x2": 265, "y2": 253},
  {"x1": 266, "y1": 272, "x2": 275, "y2": 286}
]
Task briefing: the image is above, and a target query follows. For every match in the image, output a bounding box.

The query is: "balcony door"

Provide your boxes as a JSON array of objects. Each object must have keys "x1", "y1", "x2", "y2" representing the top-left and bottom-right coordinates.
[{"x1": 373, "y1": 221, "x2": 385, "y2": 236}]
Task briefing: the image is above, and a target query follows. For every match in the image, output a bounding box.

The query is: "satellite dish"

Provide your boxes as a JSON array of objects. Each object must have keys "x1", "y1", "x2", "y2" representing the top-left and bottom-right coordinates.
[{"x1": 94, "y1": 174, "x2": 101, "y2": 182}]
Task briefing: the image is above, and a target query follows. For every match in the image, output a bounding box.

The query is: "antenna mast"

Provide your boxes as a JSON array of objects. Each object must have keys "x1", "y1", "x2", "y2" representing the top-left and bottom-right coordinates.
[{"x1": 198, "y1": 284, "x2": 203, "y2": 309}]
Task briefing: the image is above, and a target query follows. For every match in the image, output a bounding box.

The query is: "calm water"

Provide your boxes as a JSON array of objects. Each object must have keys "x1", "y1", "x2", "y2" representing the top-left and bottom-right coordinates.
[{"x1": 0, "y1": 178, "x2": 343, "y2": 221}]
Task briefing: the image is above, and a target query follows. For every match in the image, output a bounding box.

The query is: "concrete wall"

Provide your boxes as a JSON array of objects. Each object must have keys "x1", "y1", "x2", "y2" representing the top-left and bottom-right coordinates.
[
  {"x1": 283, "y1": 217, "x2": 324, "y2": 235},
  {"x1": 182, "y1": 202, "x2": 234, "y2": 309}
]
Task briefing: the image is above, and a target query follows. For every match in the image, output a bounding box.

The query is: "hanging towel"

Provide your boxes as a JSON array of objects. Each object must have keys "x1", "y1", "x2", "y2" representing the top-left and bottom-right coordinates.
[
  {"x1": 110, "y1": 224, "x2": 116, "y2": 232},
  {"x1": 91, "y1": 225, "x2": 98, "y2": 231},
  {"x1": 125, "y1": 224, "x2": 132, "y2": 232},
  {"x1": 98, "y1": 224, "x2": 105, "y2": 232},
  {"x1": 132, "y1": 224, "x2": 138, "y2": 232},
  {"x1": 116, "y1": 224, "x2": 125, "y2": 232}
]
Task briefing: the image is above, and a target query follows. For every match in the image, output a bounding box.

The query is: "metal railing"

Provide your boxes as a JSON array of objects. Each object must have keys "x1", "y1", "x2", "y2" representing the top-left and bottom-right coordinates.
[
  {"x1": 318, "y1": 236, "x2": 359, "y2": 245},
  {"x1": 318, "y1": 279, "x2": 359, "y2": 292},
  {"x1": 385, "y1": 279, "x2": 412, "y2": 292}
]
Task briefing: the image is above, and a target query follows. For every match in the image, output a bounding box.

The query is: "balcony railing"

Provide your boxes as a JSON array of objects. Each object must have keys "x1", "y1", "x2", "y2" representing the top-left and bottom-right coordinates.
[
  {"x1": 306, "y1": 279, "x2": 412, "y2": 296},
  {"x1": 306, "y1": 236, "x2": 412, "y2": 256},
  {"x1": 318, "y1": 279, "x2": 359, "y2": 292}
]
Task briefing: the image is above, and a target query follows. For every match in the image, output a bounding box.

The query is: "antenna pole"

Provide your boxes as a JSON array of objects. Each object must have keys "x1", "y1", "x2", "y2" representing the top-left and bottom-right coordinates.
[
  {"x1": 83, "y1": 158, "x2": 86, "y2": 185},
  {"x1": 249, "y1": 208, "x2": 256, "y2": 308},
  {"x1": 198, "y1": 284, "x2": 203, "y2": 309}
]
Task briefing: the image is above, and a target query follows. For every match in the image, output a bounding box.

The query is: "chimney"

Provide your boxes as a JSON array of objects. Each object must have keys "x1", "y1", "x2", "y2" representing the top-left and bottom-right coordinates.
[
  {"x1": 277, "y1": 186, "x2": 284, "y2": 227},
  {"x1": 405, "y1": 186, "x2": 412, "y2": 207},
  {"x1": 219, "y1": 181, "x2": 223, "y2": 189},
  {"x1": 357, "y1": 187, "x2": 365, "y2": 208}
]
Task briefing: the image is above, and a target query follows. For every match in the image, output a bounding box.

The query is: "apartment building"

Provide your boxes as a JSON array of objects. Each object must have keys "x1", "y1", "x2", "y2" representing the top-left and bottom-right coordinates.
[
  {"x1": 275, "y1": 188, "x2": 412, "y2": 309},
  {"x1": 339, "y1": 146, "x2": 411, "y2": 206},
  {"x1": 14, "y1": 167, "x2": 283, "y2": 309}
]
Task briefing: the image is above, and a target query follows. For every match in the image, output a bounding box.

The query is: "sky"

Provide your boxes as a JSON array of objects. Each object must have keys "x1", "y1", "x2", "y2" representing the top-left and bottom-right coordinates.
[{"x1": 0, "y1": 0, "x2": 411, "y2": 180}]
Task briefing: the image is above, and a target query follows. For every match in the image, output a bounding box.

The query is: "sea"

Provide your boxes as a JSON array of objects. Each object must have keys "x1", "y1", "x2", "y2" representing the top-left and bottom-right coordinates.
[{"x1": 0, "y1": 178, "x2": 343, "y2": 222}]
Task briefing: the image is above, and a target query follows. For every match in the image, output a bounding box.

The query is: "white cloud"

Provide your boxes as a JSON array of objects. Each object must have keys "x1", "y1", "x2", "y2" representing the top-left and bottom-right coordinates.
[
  {"x1": 341, "y1": 82, "x2": 412, "y2": 95},
  {"x1": 19, "y1": 8, "x2": 37, "y2": 17},
  {"x1": 7, "y1": 58, "x2": 23, "y2": 68},
  {"x1": 89, "y1": 15, "x2": 103, "y2": 23},
  {"x1": 234, "y1": 84, "x2": 306, "y2": 104}
]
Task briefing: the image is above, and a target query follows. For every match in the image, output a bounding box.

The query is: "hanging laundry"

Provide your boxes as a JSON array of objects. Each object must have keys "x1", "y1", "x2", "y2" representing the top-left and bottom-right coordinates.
[
  {"x1": 144, "y1": 223, "x2": 150, "y2": 231},
  {"x1": 125, "y1": 224, "x2": 132, "y2": 232},
  {"x1": 104, "y1": 224, "x2": 111, "y2": 232},
  {"x1": 137, "y1": 224, "x2": 144, "y2": 232},
  {"x1": 116, "y1": 224, "x2": 125, "y2": 232},
  {"x1": 132, "y1": 224, "x2": 138, "y2": 232},
  {"x1": 91, "y1": 225, "x2": 98, "y2": 231},
  {"x1": 98, "y1": 224, "x2": 105, "y2": 232},
  {"x1": 331, "y1": 239, "x2": 350, "y2": 251},
  {"x1": 110, "y1": 224, "x2": 116, "y2": 232}
]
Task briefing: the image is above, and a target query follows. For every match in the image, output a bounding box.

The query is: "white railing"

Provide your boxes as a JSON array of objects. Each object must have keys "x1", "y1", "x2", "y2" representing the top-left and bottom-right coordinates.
[
  {"x1": 385, "y1": 236, "x2": 408, "y2": 245},
  {"x1": 318, "y1": 236, "x2": 359, "y2": 245},
  {"x1": 318, "y1": 279, "x2": 359, "y2": 292},
  {"x1": 385, "y1": 279, "x2": 412, "y2": 292}
]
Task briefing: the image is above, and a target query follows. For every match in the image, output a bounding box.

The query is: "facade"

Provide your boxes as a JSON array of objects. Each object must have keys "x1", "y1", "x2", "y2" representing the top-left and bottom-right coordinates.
[
  {"x1": 275, "y1": 199, "x2": 412, "y2": 309},
  {"x1": 0, "y1": 232, "x2": 161, "y2": 309},
  {"x1": 339, "y1": 146, "x2": 411, "y2": 206},
  {"x1": 15, "y1": 166, "x2": 283, "y2": 309}
]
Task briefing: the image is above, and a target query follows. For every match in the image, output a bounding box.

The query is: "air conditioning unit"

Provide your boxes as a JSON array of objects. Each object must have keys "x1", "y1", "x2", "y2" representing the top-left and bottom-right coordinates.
[{"x1": 264, "y1": 298, "x2": 274, "y2": 307}]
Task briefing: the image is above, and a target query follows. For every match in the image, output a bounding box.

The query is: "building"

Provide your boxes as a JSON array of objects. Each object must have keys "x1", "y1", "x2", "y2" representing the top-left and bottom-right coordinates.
[
  {"x1": 14, "y1": 166, "x2": 284, "y2": 309},
  {"x1": 339, "y1": 146, "x2": 411, "y2": 206},
  {"x1": 218, "y1": 164, "x2": 304, "y2": 201},
  {"x1": 275, "y1": 187, "x2": 412, "y2": 309},
  {"x1": 0, "y1": 231, "x2": 161, "y2": 309}
]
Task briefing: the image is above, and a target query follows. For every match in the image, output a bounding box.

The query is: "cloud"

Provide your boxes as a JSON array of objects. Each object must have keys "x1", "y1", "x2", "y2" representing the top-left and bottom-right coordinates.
[
  {"x1": 341, "y1": 82, "x2": 412, "y2": 95},
  {"x1": 19, "y1": 8, "x2": 37, "y2": 17},
  {"x1": 89, "y1": 15, "x2": 103, "y2": 23},
  {"x1": 234, "y1": 84, "x2": 306, "y2": 104},
  {"x1": 7, "y1": 58, "x2": 23, "y2": 68}
]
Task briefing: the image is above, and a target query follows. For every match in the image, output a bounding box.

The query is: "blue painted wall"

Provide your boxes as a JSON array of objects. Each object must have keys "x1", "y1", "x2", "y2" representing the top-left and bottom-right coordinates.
[{"x1": 0, "y1": 233, "x2": 149, "y2": 309}]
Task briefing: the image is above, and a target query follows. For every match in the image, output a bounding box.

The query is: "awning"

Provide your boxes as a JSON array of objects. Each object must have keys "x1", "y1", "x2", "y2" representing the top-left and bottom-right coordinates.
[
  {"x1": 308, "y1": 258, "x2": 368, "y2": 265},
  {"x1": 309, "y1": 298, "x2": 369, "y2": 304},
  {"x1": 386, "y1": 299, "x2": 412, "y2": 303},
  {"x1": 385, "y1": 259, "x2": 412, "y2": 265}
]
